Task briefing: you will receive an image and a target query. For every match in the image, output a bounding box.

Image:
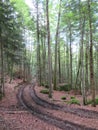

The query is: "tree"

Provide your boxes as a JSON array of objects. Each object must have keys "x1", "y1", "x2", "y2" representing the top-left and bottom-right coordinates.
[
  {"x1": 36, "y1": 0, "x2": 41, "y2": 85},
  {"x1": 88, "y1": 0, "x2": 96, "y2": 107},
  {"x1": 46, "y1": 0, "x2": 52, "y2": 98},
  {"x1": 53, "y1": 0, "x2": 61, "y2": 90}
]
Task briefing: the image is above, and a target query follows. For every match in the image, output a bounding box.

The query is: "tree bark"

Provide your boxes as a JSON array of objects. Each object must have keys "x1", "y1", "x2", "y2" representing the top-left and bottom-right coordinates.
[
  {"x1": 88, "y1": 0, "x2": 96, "y2": 107},
  {"x1": 80, "y1": 15, "x2": 86, "y2": 105},
  {"x1": 53, "y1": 0, "x2": 61, "y2": 90},
  {"x1": 36, "y1": 0, "x2": 41, "y2": 85},
  {"x1": 69, "y1": 24, "x2": 73, "y2": 89},
  {"x1": 0, "y1": 36, "x2": 4, "y2": 96},
  {"x1": 46, "y1": 0, "x2": 52, "y2": 98},
  {"x1": 58, "y1": 41, "x2": 61, "y2": 83}
]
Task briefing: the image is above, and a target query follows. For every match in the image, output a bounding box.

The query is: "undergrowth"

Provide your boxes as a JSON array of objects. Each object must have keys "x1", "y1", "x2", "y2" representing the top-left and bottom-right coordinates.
[
  {"x1": 58, "y1": 84, "x2": 71, "y2": 91},
  {"x1": 87, "y1": 98, "x2": 98, "y2": 105},
  {"x1": 40, "y1": 89, "x2": 49, "y2": 94},
  {"x1": 68, "y1": 98, "x2": 80, "y2": 105},
  {"x1": 61, "y1": 96, "x2": 66, "y2": 100},
  {"x1": 70, "y1": 96, "x2": 75, "y2": 99},
  {"x1": 40, "y1": 83, "x2": 49, "y2": 88}
]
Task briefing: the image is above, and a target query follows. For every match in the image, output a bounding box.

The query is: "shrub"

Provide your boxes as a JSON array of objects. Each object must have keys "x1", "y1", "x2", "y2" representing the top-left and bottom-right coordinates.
[
  {"x1": 96, "y1": 98, "x2": 98, "y2": 104},
  {"x1": 40, "y1": 83, "x2": 49, "y2": 88},
  {"x1": 58, "y1": 84, "x2": 71, "y2": 91},
  {"x1": 44, "y1": 84, "x2": 49, "y2": 88},
  {"x1": 40, "y1": 83, "x2": 44, "y2": 86},
  {"x1": 87, "y1": 100, "x2": 92, "y2": 105},
  {"x1": 70, "y1": 96, "x2": 75, "y2": 99},
  {"x1": 68, "y1": 99, "x2": 80, "y2": 105},
  {"x1": 61, "y1": 96, "x2": 66, "y2": 100},
  {"x1": 40, "y1": 89, "x2": 49, "y2": 94},
  {"x1": 87, "y1": 98, "x2": 98, "y2": 105}
]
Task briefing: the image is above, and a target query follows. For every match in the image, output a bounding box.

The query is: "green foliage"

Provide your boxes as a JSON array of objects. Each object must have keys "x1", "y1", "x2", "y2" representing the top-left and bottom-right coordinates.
[
  {"x1": 61, "y1": 96, "x2": 66, "y2": 100},
  {"x1": 70, "y1": 96, "x2": 75, "y2": 99},
  {"x1": 40, "y1": 83, "x2": 49, "y2": 88},
  {"x1": 87, "y1": 100, "x2": 92, "y2": 105},
  {"x1": 95, "y1": 98, "x2": 98, "y2": 104},
  {"x1": 0, "y1": 0, "x2": 32, "y2": 84},
  {"x1": 10, "y1": 0, "x2": 34, "y2": 29},
  {"x1": 68, "y1": 98, "x2": 80, "y2": 105},
  {"x1": 44, "y1": 84, "x2": 49, "y2": 88},
  {"x1": 40, "y1": 89, "x2": 49, "y2": 94},
  {"x1": 87, "y1": 98, "x2": 98, "y2": 105},
  {"x1": 40, "y1": 83, "x2": 44, "y2": 86},
  {"x1": 58, "y1": 84, "x2": 71, "y2": 91}
]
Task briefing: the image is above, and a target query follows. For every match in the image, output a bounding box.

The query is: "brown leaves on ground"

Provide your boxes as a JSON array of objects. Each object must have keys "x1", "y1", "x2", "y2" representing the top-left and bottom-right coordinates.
[
  {"x1": 0, "y1": 78, "x2": 98, "y2": 130},
  {"x1": 0, "y1": 78, "x2": 61, "y2": 130}
]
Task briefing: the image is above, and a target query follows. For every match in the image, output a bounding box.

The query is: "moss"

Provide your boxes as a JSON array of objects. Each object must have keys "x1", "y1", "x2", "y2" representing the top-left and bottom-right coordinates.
[
  {"x1": 40, "y1": 89, "x2": 49, "y2": 94},
  {"x1": 61, "y1": 96, "x2": 66, "y2": 100}
]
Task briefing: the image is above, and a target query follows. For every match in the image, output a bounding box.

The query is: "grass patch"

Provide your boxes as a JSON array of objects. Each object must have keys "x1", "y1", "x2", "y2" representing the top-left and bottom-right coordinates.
[
  {"x1": 68, "y1": 99, "x2": 80, "y2": 105},
  {"x1": 40, "y1": 89, "x2": 49, "y2": 94},
  {"x1": 61, "y1": 96, "x2": 66, "y2": 100}
]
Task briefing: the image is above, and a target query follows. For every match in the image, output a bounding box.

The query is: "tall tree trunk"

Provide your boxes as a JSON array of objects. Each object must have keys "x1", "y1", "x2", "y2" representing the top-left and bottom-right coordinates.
[
  {"x1": 23, "y1": 47, "x2": 26, "y2": 82},
  {"x1": 85, "y1": 32, "x2": 89, "y2": 91},
  {"x1": 36, "y1": 0, "x2": 41, "y2": 85},
  {"x1": 42, "y1": 34, "x2": 46, "y2": 84},
  {"x1": 69, "y1": 25, "x2": 73, "y2": 89},
  {"x1": 9, "y1": 61, "x2": 14, "y2": 83},
  {"x1": 53, "y1": 0, "x2": 61, "y2": 90},
  {"x1": 0, "y1": 36, "x2": 4, "y2": 96},
  {"x1": 66, "y1": 35, "x2": 70, "y2": 84},
  {"x1": 88, "y1": 0, "x2": 96, "y2": 107},
  {"x1": 63, "y1": 43, "x2": 66, "y2": 82},
  {"x1": 80, "y1": 15, "x2": 86, "y2": 105},
  {"x1": 46, "y1": 0, "x2": 52, "y2": 98},
  {"x1": 58, "y1": 41, "x2": 61, "y2": 83}
]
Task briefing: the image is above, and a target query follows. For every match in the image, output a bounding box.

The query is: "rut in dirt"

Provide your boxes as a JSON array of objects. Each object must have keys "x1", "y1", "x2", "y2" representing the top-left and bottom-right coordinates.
[
  {"x1": 30, "y1": 84, "x2": 98, "y2": 120},
  {"x1": 17, "y1": 84, "x2": 97, "y2": 130}
]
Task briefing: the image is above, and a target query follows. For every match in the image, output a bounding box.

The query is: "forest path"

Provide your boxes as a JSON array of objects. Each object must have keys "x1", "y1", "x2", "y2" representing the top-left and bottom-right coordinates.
[
  {"x1": 0, "y1": 79, "x2": 61, "y2": 130},
  {"x1": 0, "y1": 78, "x2": 98, "y2": 130},
  {"x1": 18, "y1": 82, "x2": 98, "y2": 130},
  {"x1": 32, "y1": 85, "x2": 98, "y2": 119}
]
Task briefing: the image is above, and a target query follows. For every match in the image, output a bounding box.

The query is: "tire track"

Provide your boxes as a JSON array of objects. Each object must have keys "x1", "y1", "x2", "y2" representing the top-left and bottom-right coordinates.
[
  {"x1": 18, "y1": 84, "x2": 97, "y2": 130},
  {"x1": 30, "y1": 85, "x2": 98, "y2": 120}
]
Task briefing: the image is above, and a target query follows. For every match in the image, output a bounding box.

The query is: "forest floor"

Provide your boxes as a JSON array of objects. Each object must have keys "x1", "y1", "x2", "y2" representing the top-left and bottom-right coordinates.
[
  {"x1": 0, "y1": 78, "x2": 62, "y2": 130},
  {"x1": 36, "y1": 85, "x2": 98, "y2": 111},
  {"x1": 0, "y1": 78, "x2": 98, "y2": 130}
]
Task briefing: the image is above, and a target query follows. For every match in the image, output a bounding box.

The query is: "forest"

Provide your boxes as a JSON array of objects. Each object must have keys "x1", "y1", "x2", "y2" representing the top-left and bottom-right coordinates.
[{"x1": 0, "y1": 0, "x2": 98, "y2": 129}]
